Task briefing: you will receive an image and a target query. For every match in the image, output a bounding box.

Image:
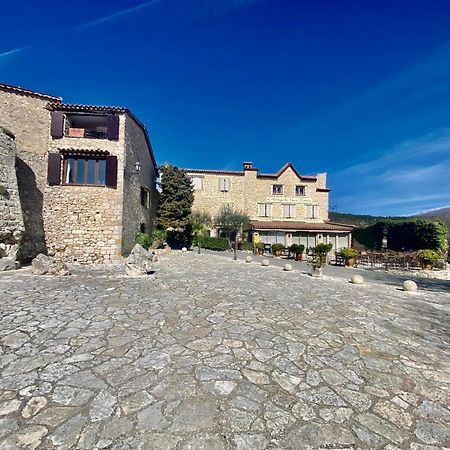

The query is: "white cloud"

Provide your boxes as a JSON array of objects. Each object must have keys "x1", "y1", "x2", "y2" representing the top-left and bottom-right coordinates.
[{"x1": 78, "y1": 0, "x2": 162, "y2": 29}]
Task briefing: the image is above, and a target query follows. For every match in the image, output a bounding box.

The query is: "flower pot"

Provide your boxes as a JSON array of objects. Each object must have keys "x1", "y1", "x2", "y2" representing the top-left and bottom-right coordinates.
[
  {"x1": 311, "y1": 267, "x2": 323, "y2": 278},
  {"x1": 295, "y1": 253, "x2": 303, "y2": 261},
  {"x1": 320, "y1": 255, "x2": 327, "y2": 266},
  {"x1": 421, "y1": 262, "x2": 432, "y2": 270},
  {"x1": 274, "y1": 250, "x2": 282, "y2": 257},
  {"x1": 345, "y1": 257, "x2": 355, "y2": 267}
]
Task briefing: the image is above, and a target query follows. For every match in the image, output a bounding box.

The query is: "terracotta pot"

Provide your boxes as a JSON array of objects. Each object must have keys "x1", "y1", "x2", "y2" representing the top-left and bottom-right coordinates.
[
  {"x1": 345, "y1": 257, "x2": 355, "y2": 267},
  {"x1": 421, "y1": 263, "x2": 432, "y2": 270},
  {"x1": 295, "y1": 253, "x2": 303, "y2": 261},
  {"x1": 320, "y1": 255, "x2": 327, "y2": 265},
  {"x1": 275, "y1": 250, "x2": 282, "y2": 257}
]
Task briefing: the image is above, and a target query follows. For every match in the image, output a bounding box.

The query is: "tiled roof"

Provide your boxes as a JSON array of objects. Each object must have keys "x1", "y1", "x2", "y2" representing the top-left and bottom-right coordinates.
[
  {"x1": 250, "y1": 220, "x2": 354, "y2": 232},
  {"x1": 48, "y1": 103, "x2": 157, "y2": 170},
  {"x1": 48, "y1": 103, "x2": 128, "y2": 114},
  {"x1": 58, "y1": 148, "x2": 111, "y2": 155},
  {"x1": 0, "y1": 82, "x2": 61, "y2": 101},
  {"x1": 185, "y1": 168, "x2": 244, "y2": 176},
  {"x1": 183, "y1": 162, "x2": 318, "y2": 181}
]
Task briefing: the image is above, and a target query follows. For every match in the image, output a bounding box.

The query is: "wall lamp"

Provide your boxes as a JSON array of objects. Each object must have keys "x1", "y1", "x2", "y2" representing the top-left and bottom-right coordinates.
[{"x1": 125, "y1": 161, "x2": 142, "y2": 175}]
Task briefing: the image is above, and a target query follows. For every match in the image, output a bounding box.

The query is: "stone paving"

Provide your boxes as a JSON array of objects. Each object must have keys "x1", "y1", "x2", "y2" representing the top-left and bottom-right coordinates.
[{"x1": 0, "y1": 251, "x2": 449, "y2": 449}]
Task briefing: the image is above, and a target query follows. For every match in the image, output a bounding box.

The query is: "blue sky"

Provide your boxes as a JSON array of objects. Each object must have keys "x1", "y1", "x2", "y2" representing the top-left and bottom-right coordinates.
[{"x1": 1, "y1": 0, "x2": 450, "y2": 216}]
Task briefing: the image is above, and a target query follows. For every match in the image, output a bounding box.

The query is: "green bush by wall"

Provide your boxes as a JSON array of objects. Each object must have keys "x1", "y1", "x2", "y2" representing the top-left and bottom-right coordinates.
[
  {"x1": 354, "y1": 219, "x2": 448, "y2": 252},
  {"x1": 196, "y1": 236, "x2": 230, "y2": 251}
]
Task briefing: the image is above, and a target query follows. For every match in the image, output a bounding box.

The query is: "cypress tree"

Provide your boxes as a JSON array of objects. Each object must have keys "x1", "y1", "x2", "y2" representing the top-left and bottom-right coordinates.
[{"x1": 156, "y1": 164, "x2": 194, "y2": 230}]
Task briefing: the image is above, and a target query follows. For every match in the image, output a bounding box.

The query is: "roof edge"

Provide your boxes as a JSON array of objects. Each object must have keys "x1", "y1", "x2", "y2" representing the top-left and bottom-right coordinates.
[{"x1": 0, "y1": 82, "x2": 62, "y2": 101}]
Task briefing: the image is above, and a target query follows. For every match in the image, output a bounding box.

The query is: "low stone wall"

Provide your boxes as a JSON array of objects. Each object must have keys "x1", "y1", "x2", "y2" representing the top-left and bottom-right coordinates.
[{"x1": 0, "y1": 130, "x2": 25, "y2": 259}]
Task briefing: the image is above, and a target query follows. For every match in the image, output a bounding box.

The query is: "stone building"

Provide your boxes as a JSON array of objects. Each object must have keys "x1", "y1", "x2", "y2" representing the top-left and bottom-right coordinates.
[
  {"x1": 185, "y1": 162, "x2": 352, "y2": 251},
  {"x1": 0, "y1": 82, "x2": 158, "y2": 263},
  {"x1": 0, "y1": 128, "x2": 24, "y2": 262}
]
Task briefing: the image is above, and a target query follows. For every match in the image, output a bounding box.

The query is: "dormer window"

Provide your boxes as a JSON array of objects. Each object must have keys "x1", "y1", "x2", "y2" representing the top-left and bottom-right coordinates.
[{"x1": 272, "y1": 184, "x2": 283, "y2": 195}]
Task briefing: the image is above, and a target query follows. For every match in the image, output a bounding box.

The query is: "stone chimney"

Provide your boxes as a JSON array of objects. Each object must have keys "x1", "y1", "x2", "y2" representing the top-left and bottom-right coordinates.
[{"x1": 243, "y1": 162, "x2": 253, "y2": 170}]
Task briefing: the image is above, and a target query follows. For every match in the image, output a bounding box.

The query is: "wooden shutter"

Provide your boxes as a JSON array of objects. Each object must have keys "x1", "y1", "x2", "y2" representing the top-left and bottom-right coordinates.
[
  {"x1": 47, "y1": 153, "x2": 61, "y2": 185},
  {"x1": 105, "y1": 155, "x2": 118, "y2": 188},
  {"x1": 107, "y1": 115, "x2": 120, "y2": 140},
  {"x1": 258, "y1": 204, "x2": 264, "y2": 217},
  {"x1": 224, "y1": 178, "x2": 230, "y2": 191},
  {"x1": 267, "y1": 204, "x2": 272, "y2": 217},
  {"x1": 51, "y1": 111, "x2": 64, "y2": 138}
]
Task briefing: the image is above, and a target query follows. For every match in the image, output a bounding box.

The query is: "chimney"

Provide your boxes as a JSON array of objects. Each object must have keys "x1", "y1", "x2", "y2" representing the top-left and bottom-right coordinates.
[{"x1": 243, "y1": 162, "x2": 253, "y2": 170}]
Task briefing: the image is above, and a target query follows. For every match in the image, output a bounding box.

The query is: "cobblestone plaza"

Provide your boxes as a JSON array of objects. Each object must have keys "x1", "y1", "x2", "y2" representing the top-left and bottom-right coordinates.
[{"x1": 0, "y1": 251, "x2": 449, "y2": 449}]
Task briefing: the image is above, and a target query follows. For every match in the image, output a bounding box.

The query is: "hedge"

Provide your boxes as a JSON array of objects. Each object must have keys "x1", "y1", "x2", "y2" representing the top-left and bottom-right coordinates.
[
  {"x1": 354, "y1": 219, "x2": 448, "y2": 252},
  {"x1": 196, "y1": 236, "x2": 230, "y2": 251}
]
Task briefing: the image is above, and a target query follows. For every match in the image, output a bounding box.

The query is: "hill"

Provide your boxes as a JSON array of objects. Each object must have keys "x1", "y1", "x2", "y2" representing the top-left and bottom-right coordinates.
[{"x1": 415, "y1": 207, "x2": 450, "y2": 229}]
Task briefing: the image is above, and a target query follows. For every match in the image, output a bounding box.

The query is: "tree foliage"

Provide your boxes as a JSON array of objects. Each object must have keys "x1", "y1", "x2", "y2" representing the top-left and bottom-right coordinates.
[
  {"x1": 156, "y1": 164, "x2": 194, "y2": 230},
  {"x1": 190, "y1": 211, "x2": 212, "y2": 239},
  {"x1": 215, "y1": 206, "x2": 249, "y2": 240},
  {"x1": 354, "y1": 219, "x2": 448, "y2": 252}
]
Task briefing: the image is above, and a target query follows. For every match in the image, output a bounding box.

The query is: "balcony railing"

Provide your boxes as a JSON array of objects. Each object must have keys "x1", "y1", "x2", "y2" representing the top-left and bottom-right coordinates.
[{"x1": 66, "y1": 128, "x2": 107, "y2": 139}]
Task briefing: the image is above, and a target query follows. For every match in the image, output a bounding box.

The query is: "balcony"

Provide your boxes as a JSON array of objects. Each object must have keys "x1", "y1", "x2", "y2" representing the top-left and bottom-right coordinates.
[{"x1": 65, "y1": 114, "x2": 108, "y2": 140}]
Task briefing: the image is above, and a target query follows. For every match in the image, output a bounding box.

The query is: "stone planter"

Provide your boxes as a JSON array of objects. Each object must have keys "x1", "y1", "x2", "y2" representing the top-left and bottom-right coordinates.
[
  {"x1": 345, "y1": 257, "x2": 355, "y2": 267},
  {"x1": 311, "y1": 267, "x2": 323, "y2": 278}
]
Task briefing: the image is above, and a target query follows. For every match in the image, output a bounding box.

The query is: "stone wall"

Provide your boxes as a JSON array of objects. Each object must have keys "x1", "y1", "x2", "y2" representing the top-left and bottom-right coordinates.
[
  {"x1": 0, "y1": 130, "x2": 24, "y2": 258},
  {"x1": 43, "y1": 116, "x2": 126, "y2": 263},
  {"x1": 187, "y1": 165, "x2": 330, "y2": 222},
  {"x1": 122, "y1": 117, "x2": 158, "y2": 255},
  {"x1": 0, "y1": 89, "x2": 57, "y2": 259}
]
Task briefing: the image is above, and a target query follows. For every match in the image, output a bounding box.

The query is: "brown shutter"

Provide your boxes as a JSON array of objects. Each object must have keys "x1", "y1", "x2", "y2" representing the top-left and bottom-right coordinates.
[
  {"x1": 47, "y1": 153, "x2": 61, "y2": 185},
  {"x1": 51, "y1": 111, "x2": 64, "y2": 138},
  {"x1": 105, "y1": 155, "x2": 118, "y2": 188},
  {"x1": 107, "y1": 115, "x2": 120, "y2": 140}
]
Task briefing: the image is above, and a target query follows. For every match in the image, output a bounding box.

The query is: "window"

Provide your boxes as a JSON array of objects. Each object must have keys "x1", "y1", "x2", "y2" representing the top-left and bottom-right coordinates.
[
  {"x1": 141, "y1": 187, "x2": 150, "y2": 208},
  {"x1": 191, "y1": 177, "x2": 203, "y2": 190},
  {"x1": 258, "y1": 203, "x2": 272, "y2": 217},
  {"x1": 282, "y1": 204, "x2": 295, "y2": 218},
  {"x1": 295, "y1": 185, "x2": 306, "y2": 196},
  {"x1": 219, "y1": 178, "x2": 230, "y2": 192},
  {"x1": 272, "y1": 184, "x2": 283, "y2": 195},
  {"x1": 306, "y1": 205, "x2": 319, "y2": 219},
  {"x1": 64, "y1": 156, "x2": 106, "y2": 185}
]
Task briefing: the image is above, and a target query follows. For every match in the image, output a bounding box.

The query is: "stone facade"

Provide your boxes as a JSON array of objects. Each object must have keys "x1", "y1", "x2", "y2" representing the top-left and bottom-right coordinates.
[
  {"x1": 0, "y1": 130, "x2": 24, "y2": 259},
  {"x1": 0, "y1": 83, "x2": 158, "y2": 263},
  {"x1": 0, "y1": 85, "x2": 60, "y2": 259},
  {"x1": 185, "y1": 162, "x2": 352, "y2": 250}
]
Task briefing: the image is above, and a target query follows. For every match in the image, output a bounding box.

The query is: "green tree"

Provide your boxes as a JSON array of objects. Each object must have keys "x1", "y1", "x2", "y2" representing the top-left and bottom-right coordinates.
[
  {"x1": 156, "y1": 164, "x2": 194, "y2": 230},
  {"x1": 190, "y1": 212, "x2": 212, "y2": 244},
  {"x1": 215, "y1": 206, "x2": 250, "y2": 241}
]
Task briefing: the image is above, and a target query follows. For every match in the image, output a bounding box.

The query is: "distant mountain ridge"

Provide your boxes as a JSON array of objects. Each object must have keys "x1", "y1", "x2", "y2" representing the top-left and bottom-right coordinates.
[{"x1": 330, "y1": 207, "x2": 450, "y2": 230}]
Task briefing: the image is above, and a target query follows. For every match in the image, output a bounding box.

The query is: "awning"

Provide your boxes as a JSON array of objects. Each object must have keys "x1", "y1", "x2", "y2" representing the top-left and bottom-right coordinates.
[{"x1": 250, "y1": 220, "x2": 353, "y2": 233}]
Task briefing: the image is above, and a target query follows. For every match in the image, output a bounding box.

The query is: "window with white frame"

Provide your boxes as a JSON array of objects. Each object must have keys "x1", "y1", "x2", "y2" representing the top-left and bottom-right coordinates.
[
  {"x1": 295, "y1": 185, "x2": 306, "y2": 196},
  {"x1": 272, "y1": 184, "x2": 283, "y2": 195},
  {"x1": 306, "y1": 204, "x2": 319, "y2": 219},
  {"x1": 282, "y1": 204, "x2": 295, "y2": 218},
  {"x1": 258, "y1": 203, "x2": 272, "y2": 217},
  {"x1": 191, "y1": 176, "x2": 203, "y2": 190},
  {"x1": 219, "y1": 177, "x2": 230, "y2": 192}
]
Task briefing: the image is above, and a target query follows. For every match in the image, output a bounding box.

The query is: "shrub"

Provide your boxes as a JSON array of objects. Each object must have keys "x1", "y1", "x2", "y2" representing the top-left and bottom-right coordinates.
[
  {"x1": 354, "y1": 219, "x2": 448, "y2": 252},
  {"x1": 272, "y1": 243, "x2": 284, "y2": 253},
  {"x1": 166, "y1": 227, "x2": 193, "y2": 250},
  {"x1": 151, "y1": 229, "x2": 167, "y2": 248},
  {"x1": 136, "y1": 232, "x2": 152, "y2": 250},
  {"x1": 339, "y1": 247, "x2": 358, "y2": 260},
  {"x1": 417, "y1": 249, "x2": 440, "y2": 267},
  {"x1": 255, "y1": 242, "x2": 265, "y2": 251},
  {"x1": 315, "y1": 243, "x2": 333, "y2": 255},
  {"x1": 289, "y1": 244, "x2": 305, "y2": 255},
  {"x1": 197, "y1": 236, "x2": 230, "y2": 251},
  {"x1": 241, "y1": 242, "x2": 253, "y2": 251}
]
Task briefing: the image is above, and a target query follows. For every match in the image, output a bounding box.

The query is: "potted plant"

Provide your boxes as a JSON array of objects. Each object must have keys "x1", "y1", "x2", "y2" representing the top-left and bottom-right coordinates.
[
  {"x1": 271, "y1": 243, "x2": 284, "y2": 257},
  {"x1": 289, "y1": 244, "x2": 305, "y2": 261},
  {"x1": 339, "y1": 247, "x2": 359, "y2": 267},
  {"x1": 255, "y1": 242, "x2": 265, "y2": 255},
  {"x1": 310, "y1": 256, "x2": 323, "y2": 277},
  {"x1": 314, "y1": 243, "x2": 333, "y2": 266},
  {"x1": 416, "y1": 249, "x2": 440, "y2": 270}
]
